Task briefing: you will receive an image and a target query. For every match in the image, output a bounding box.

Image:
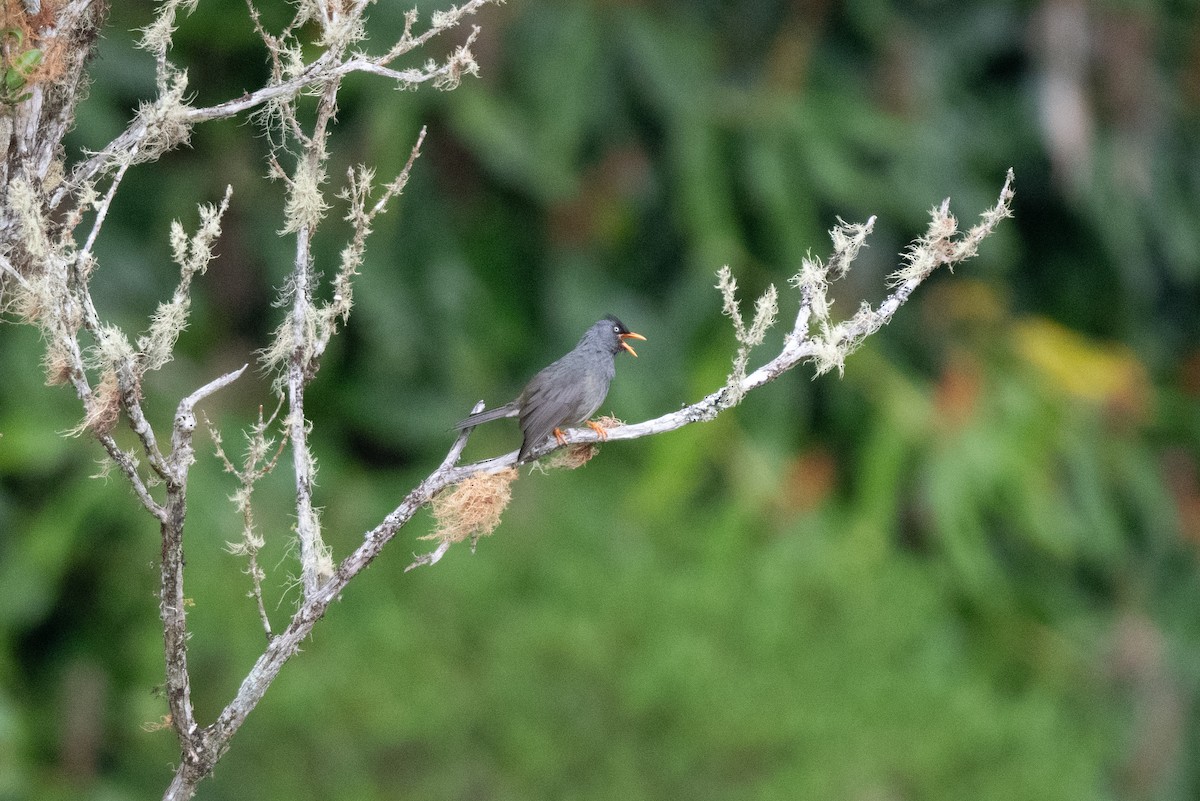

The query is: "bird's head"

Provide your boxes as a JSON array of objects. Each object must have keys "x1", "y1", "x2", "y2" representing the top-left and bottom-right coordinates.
[{"x1": 597, "y1": 314, "x2": 646, "y2": 357}]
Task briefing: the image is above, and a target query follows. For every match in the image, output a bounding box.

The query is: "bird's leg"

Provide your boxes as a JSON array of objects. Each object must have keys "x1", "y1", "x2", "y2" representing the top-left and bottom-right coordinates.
[
  {"x1": 553, "y1": 428, "x2": 568, "y2": 446},
  {"x1": 585, "y1": 420, "x2": 609, "y2": 441}
]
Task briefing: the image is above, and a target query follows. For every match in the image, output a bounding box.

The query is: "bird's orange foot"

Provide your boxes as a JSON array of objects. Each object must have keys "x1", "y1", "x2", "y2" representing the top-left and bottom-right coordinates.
[
  {"x1": 586, "y1": 420, "x2": 609, "y2": 441},
  {"x1": 553, "y1": 428, "x2": 568, "y2": 446}
]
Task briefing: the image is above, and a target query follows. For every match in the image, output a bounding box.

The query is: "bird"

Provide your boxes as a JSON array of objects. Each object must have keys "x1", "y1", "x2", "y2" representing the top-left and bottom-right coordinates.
[{"x1": 455, "y1": 315, "x2": 646, "y2": 462}]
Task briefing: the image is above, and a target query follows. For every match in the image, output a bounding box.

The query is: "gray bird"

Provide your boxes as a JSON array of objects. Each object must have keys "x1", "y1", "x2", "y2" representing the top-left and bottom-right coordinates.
[{"x1": 456, "y1": 315, "x2": 646, "y2": 461}]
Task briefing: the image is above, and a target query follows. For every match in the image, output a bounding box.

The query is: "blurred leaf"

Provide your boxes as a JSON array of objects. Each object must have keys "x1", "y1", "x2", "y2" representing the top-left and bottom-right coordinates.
[
  {"x1": 13, "y1": 48, "x2": 41, "y2": 73},
  {"x1": 1013, "y1": 317, "x2": 1150, "y2": 414}
]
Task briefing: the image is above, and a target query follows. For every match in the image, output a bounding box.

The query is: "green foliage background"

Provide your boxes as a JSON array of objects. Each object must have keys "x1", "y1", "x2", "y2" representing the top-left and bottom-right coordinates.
[{"x1": 3, "y1": 0, "x2": 1200, "y2": 799}]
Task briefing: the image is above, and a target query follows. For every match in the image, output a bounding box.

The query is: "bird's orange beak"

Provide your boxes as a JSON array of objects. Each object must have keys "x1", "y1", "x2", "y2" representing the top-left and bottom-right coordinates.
[{"x1": 619, "y1": 331, "x2": 646, "y2": 357}]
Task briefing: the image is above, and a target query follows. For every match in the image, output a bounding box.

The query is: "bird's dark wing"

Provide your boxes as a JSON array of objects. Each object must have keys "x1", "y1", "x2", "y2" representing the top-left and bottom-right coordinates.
[
  {"x1": 517, "y1": 383, "x2": 573, "y2": 461},
  {"x1": 517, "y1": 358, "x2": 612, "y2": 460}
]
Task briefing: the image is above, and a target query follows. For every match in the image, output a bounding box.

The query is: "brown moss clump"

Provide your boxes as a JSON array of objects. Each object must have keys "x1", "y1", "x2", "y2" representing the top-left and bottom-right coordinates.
[
  {"x1": 543, "y1": 443, "x2": 598, "y2": 470},
  {"x1": 423, "y1": 467, "x2": 518, "y2": 548},
  {"x1": 79, "y1": 368, "x2": 120, "y2": 435},
  {"x1": 41, "y1": 336, "x2": 73, "y2": 386},
  {"x1": 540, "y1": 415, "x2": 624, "y2": 470},
  {"x1": 593, "y1": 414, "x2": 624, "y2": 432},
  {"x1": 1, "y1": 0, "x2": 72, "y2": 97}
]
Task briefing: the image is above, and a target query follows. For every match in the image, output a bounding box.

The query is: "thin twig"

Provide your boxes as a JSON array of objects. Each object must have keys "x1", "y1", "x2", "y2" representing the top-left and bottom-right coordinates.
[
  {"x1": 119, "y1": 362, "x2": 171, "y2": 480},
  {"x1": 405, "y1": 540, "x2": 451, "y2": 571},
  {"x1": 208, "y1": 398, "x2": 287, "y2": 640},
  {"x1": 0, "y1": 253, "x2": 30, "y2": 289},
  {"x1": 80, "y1": 155, "x2": 131, "y2": 261},
  {"x1": 370, "y1": 125, "x2": 426, "y2": 220},
  {"x1": 98, "y1": 433, "x2": 165, "y2": 521}
]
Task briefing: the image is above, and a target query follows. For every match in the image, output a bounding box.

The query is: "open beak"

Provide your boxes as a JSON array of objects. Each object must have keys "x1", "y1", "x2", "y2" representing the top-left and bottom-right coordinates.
[{"x1": 619, "y1": 331, "x2": 646, "y2": 357}]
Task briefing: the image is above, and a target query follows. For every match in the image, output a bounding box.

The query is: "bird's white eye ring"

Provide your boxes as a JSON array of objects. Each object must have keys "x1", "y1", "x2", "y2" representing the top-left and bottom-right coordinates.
[{"x1": 613, "y1": 326, "x2": 620, "y2": 333}]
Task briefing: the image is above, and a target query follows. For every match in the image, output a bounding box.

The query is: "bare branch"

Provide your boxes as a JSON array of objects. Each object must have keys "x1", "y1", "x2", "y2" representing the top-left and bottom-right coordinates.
[
  {"x1": 343, "y1": 23, "x2": 482, "y2": 89},
  {"x1": 158, "y1": 366, "x2": 247, "y2": 764},
  {"x1": 79, "y1": 161, "x2": 129, "y2": 269},
  {"x1": 117, "y1": 359, "x2": 171, "y2": 480},
  {"x1": 97, "y1": 433, "x2": 165, "y2": 522},
  {"x1": 158, "y1": 365, "x2": 247, "y2": 773}
]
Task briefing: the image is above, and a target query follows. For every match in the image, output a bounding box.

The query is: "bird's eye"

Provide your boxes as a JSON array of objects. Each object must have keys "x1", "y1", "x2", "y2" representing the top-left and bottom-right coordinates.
[{"x1": 613, "y1": 326, "x2": 620, "y2": 333}]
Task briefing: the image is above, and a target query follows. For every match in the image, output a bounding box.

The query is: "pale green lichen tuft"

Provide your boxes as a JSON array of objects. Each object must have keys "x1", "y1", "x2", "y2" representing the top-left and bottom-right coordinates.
[
  {"x1": 281, "y1": 158, "x2": 329, "y2": 235},
  {"x1": 716, "y1": 266, "x2": 778, "y2": 405},
  {"x1": 139, "y1": 187, "x2": 231, "y2": 373}
]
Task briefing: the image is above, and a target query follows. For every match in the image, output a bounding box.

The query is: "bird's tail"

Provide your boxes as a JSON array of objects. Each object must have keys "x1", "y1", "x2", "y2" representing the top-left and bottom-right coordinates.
[{"x1": 455, "y1": 402, "x2": 519, "y2": 430}]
